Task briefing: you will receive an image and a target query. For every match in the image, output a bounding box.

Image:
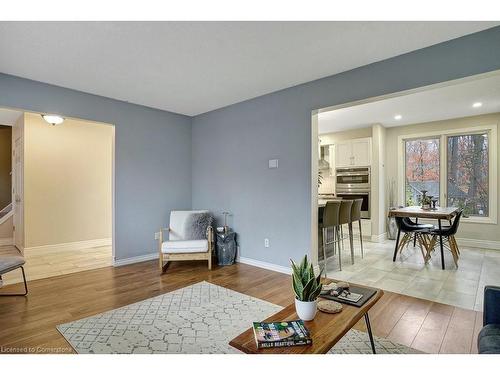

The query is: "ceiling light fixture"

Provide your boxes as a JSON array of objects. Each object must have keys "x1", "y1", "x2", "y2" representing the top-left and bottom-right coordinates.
[
  {"x1": 472, "y1": 102, "x2": 483, "y2": 108},
  {"x1": 41, "y1": 114, "x2": 65, "y2": 126},
  {"x1": 394, "y1": 114, "x2": 402, "y2": 120}
]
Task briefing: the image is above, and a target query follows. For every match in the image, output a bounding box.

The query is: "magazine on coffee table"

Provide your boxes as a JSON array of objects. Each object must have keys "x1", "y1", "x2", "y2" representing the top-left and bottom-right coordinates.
[{"x1": 252, "y1": 320, "x2": 312, "y2": 348}]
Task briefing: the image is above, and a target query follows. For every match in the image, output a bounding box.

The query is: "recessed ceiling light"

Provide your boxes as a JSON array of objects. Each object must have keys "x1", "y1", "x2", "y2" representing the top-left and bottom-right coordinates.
[
  {"x1": 472, "y1": 102, "x2": 483, "y2": 108},
  {"x1": 41, "y1": 114, "x2": 64, "y2": 126},
  {"x1": 394, "y1": 114, "x2": 402, "y2": 120}
]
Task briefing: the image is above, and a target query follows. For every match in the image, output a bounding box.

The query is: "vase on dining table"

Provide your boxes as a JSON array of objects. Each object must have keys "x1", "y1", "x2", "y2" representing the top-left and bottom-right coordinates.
[
  {"x1": 386, "y1": 178, "x2": 398, "y2": 240},
  {"x1": 420, "y1": 190, "x2": 431, "y2": 210},
  {"x1": 387, "y1": 207, "x2": 398, "y2": 240}
]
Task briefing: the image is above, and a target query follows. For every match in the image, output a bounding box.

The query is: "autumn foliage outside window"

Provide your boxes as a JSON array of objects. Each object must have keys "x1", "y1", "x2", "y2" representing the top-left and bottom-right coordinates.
[
  {"x1": 447, "y1": 133, "x2": 489, "y2": 217},
  {"x1": 404, "y1": 132, "x2": 490, "y2": 218},
  {"x1": 405, "y1": 138, "x2": 440, "y2": 206}
]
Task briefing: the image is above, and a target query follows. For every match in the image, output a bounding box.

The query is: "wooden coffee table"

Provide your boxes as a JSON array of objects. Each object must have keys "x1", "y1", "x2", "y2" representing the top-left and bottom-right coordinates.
[{"x1": 229, "y1": 288, "x2": 383, "y2": 354}]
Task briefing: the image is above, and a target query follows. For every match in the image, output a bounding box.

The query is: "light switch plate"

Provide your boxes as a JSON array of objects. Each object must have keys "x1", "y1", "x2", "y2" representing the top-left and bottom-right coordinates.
[{"x1": 268, "y1": 159, "x2": 279, "y2": 169}]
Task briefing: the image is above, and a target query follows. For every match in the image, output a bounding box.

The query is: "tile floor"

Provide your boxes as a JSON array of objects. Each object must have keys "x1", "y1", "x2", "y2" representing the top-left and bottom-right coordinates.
[
  {"x1": 324, "y1": 235, "x2": 500, "y2": 311},
  {"x1": 0, "y1": 244, "x2": 112, "y2": 286}
]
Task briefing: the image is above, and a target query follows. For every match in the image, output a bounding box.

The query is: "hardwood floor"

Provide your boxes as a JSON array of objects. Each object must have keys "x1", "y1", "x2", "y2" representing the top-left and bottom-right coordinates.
[
  {"x1": 0, "y1": 245, "x2": 112, "y2": 285},
  {"x1": 0, "y1": 260, "x2": 482, "y2": 354}
]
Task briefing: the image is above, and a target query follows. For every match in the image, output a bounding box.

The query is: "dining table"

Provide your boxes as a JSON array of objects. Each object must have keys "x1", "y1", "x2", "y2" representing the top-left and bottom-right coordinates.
[{"x1": 388, "y1": 206, "x2": 460, "y2": 270}]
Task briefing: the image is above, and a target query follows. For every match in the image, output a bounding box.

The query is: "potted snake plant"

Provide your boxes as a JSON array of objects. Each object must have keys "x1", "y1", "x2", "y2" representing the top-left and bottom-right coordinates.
[{"x1": 290, "y1": 255, "x2": 323, "y2": 321}]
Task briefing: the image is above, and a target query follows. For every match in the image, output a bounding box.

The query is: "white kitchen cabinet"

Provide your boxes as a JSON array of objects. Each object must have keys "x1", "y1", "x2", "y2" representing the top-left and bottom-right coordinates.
[
  {"x1": 335, "y1": 137, "x2": 372, "y2": 167},
  {"x1": 335, "y1": 142, "x2": 352, "y2": 167},
  {"x1": 351, "y1": 138, "x2": 371, "y2": 166}
]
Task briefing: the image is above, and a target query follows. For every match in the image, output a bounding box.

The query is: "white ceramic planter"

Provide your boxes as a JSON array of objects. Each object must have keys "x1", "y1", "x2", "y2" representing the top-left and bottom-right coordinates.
[{"x1": 295, "y1": 298, "x2": 318, "y2": 321}]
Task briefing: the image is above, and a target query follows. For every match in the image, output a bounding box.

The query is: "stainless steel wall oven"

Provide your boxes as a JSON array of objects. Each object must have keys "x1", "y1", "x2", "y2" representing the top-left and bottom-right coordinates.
[
  {"x1": 335, "y1": 167, "x2": 371, "y2": 219},
  {"x1": 336, "y1": 167, "x2": 370, "y2": 191}
]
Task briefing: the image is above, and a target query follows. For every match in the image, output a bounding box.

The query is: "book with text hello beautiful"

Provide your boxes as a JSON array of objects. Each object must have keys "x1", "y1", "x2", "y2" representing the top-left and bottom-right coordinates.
[{"x1": 252, "y1": 320, "x2": 312, "y2": 349}]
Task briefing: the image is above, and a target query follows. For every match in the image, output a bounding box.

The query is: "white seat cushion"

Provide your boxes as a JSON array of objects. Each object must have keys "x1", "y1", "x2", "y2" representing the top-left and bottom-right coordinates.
[{"x1": 161, "y1": 239, "x2": 208, "y2": 254}]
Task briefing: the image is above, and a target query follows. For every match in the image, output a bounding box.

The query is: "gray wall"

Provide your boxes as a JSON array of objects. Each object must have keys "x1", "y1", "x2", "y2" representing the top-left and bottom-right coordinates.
[
  {"x1": 192, "y1": 26, "x2": 500, "y2": 268},
  {"x1": 3, "y1": 26, "x2": 500, "y2": 266},
  {"x1": 0, "y1": 73, "x2": 192, "y2": 261}
]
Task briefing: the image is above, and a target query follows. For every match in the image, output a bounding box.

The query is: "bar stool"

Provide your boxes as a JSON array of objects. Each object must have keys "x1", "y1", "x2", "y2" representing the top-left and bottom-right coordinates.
[
  {"x1": 349, "y1": 198, "x2": 364, "y2": 259},
  {"x1": 338, "y1": 200, "x2": 354, "y2": 264},
  {"x1": 321, "y1": 201, "x2": 342, "y2": 271}
]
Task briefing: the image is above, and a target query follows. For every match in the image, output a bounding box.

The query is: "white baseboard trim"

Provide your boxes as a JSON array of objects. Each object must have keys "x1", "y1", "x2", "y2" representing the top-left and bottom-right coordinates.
[
  {"x1": 24, "y1": 238, "x2": 112, "y2": 252},
  {"x1": 0, "y1": 237, "x2": 13, "y2": 246},
  {"x1": 370, "y1": 232, "x2": 387, "y2": 243},
  {"x1": 113, "y1": 252, "x2": 158, "y2": 267},
  {"x1": 113, "y1": 252, "x2": 322, "y2": 275},
  {"x1": 237, "y1": 256, "x2": 291, "y2": 275},
  {"x1": 456, "y1": 237, "x2": 500, "y2": 250}
]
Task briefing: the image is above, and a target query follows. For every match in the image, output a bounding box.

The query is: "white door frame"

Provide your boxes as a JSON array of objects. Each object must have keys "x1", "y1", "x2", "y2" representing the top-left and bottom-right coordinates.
[
  {"x1": 12, "y1": 114, "x2": 24, "y2": 252},
  {"x1": 3, "y1": 106, "x2": 116, "y2": 263},
  {"x1": 111, "y1": 125, "x2": 116, "y2": 264}
]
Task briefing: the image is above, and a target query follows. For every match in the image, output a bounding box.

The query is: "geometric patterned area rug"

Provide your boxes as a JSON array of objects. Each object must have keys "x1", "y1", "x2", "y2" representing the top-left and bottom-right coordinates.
[{"x1": 57, "y1": 281, "x2": 420, "y2": 354}]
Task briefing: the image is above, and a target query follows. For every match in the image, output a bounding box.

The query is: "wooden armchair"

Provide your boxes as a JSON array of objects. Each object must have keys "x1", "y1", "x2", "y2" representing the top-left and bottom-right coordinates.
[{"x1": 158, "y1": 210, "x2": 214, "y2": 273}]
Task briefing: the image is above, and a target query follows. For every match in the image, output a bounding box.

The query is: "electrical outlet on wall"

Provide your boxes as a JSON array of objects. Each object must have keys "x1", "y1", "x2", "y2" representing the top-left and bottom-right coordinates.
[
  {"x1": 154, "y1": 232, "x2": 160, "y2": 240},
  {"x1": 264, "y1": 238, "x2": 270, "y2": 248}
]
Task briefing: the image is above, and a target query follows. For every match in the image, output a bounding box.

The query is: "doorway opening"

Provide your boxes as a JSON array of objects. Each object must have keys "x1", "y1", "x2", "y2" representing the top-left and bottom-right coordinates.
[
  {"x1": 311, "y1": 70, "x2": 500, "y2": 312},
  {"x1": 0, "y1": 108, "x2": 115, "y2": 286}
]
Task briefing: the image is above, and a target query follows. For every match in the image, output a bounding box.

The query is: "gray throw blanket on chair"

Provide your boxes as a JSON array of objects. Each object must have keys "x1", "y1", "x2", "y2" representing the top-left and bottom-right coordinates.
[{"x1": 185, "y1": 212, "x2": 213, "y2": 240}]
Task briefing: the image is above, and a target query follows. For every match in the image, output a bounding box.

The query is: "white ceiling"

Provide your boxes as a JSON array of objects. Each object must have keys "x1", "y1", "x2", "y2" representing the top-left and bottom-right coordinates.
[
  {"x1": 318, "y1": 73, "x2": 500, "y2": 134},
  {"x1": 0, "y1": 22, "x2": 498, "y2": 116},
  {"x1": 0, "y1": 108, "x2": 23, "y2": 126}
]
